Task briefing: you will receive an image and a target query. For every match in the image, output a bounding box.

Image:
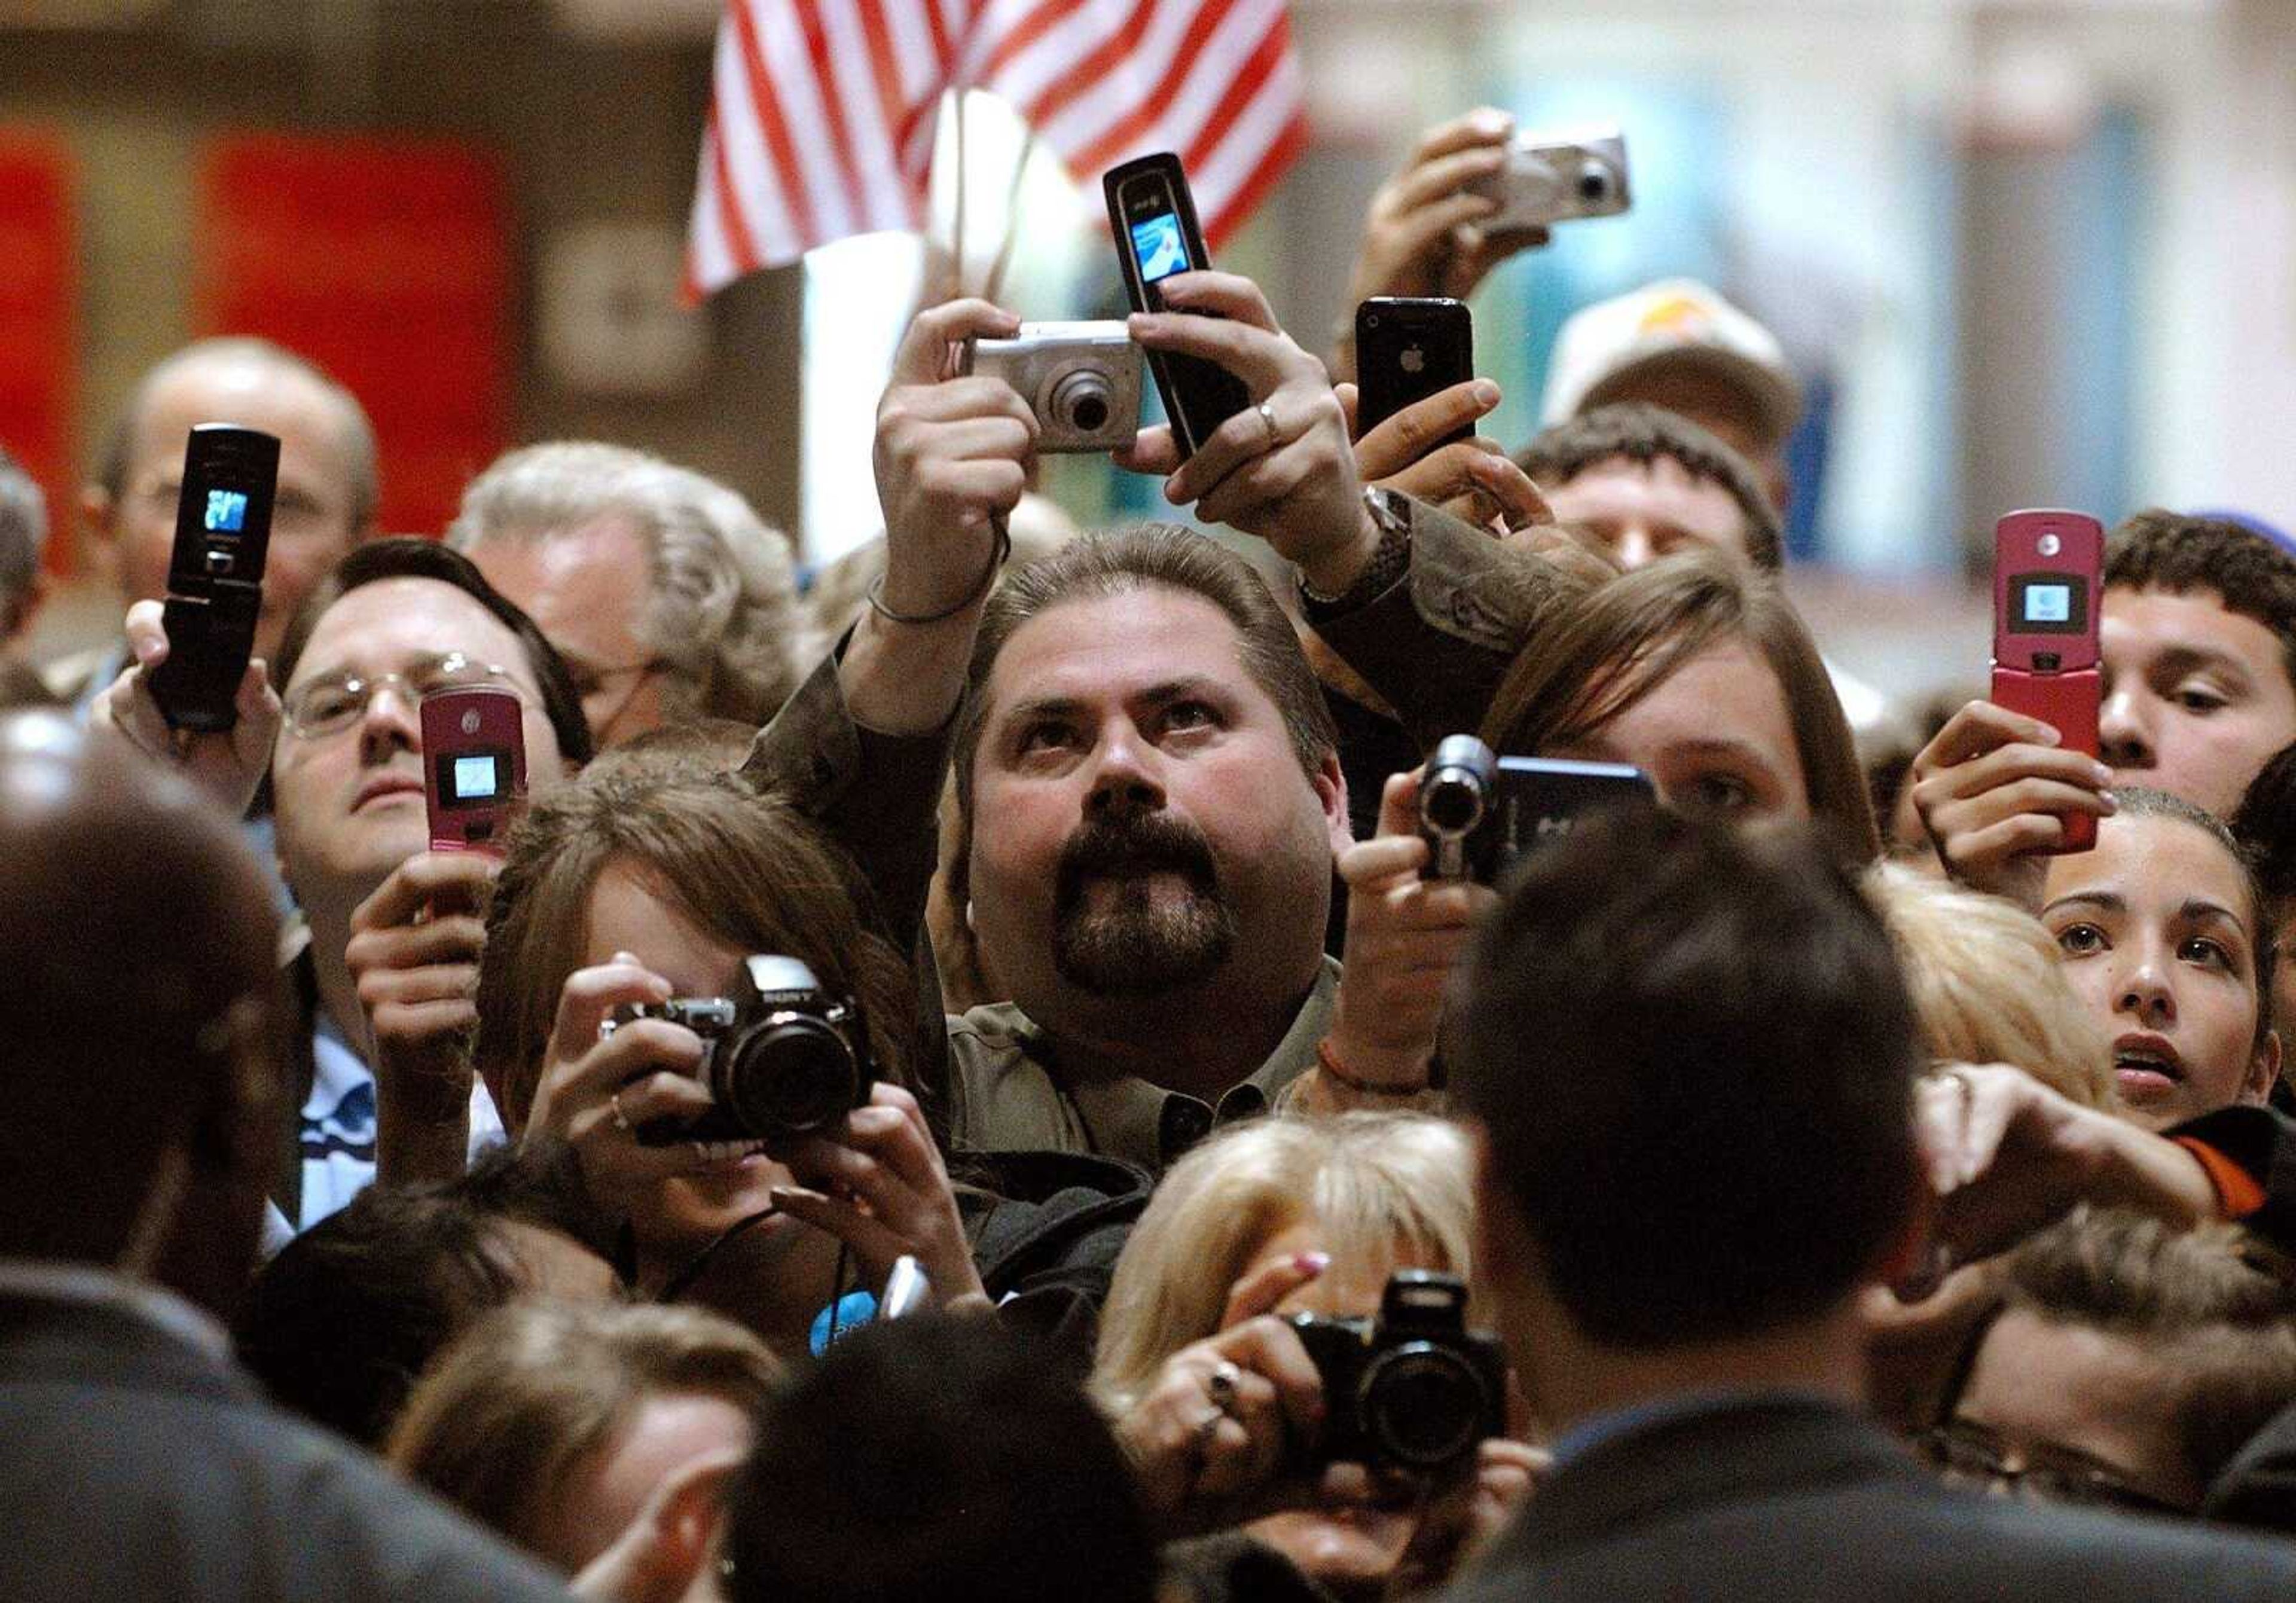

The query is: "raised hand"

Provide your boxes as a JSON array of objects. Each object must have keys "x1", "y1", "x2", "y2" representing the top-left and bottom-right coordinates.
[{"x1": 91, "y1": 598, "x2": 280, "y2": 817}]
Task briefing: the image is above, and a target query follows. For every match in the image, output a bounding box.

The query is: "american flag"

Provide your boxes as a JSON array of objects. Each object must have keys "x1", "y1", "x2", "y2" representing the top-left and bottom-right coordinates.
[{"x1": 685, "y1": 0, "x2": 1308, "y2": 297}]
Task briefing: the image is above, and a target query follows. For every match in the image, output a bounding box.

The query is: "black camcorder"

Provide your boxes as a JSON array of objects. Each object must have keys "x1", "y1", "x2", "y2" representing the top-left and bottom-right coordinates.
[
  {"x1": 1418, "y1": 734, "x2": 1656, "y2": 884},
  {"x1": 1289, "y1": 1271, "x2": 1506, "y2": 1477},
  {"x1": 603, "y1": 954, "x2": 872, "y2": 1148}
]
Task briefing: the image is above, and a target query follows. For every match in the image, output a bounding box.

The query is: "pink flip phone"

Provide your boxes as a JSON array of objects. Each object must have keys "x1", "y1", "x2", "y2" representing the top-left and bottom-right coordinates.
[
  {"x1": 1991, "y1": 509, "x2": 2105, "y2": 854},
  {"x1": 420, "y1": 686, "x2": 527, "y2": 855}
]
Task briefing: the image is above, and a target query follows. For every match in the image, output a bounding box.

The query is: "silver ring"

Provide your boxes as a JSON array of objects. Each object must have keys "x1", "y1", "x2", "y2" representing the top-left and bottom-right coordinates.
[
  {"x1": 1193, "y1": 1404, "x2": 1225, "y2": 1458},
  {"x1": 1206, "y1": 1360, "x2": 1241, "y2": 1416},
  {"x1": 1256, "y1": 399, "x2": 1280, "y2": 452},
  {"x1": 609, "y1": 1090, "x2": 631, "y2": 1132}
]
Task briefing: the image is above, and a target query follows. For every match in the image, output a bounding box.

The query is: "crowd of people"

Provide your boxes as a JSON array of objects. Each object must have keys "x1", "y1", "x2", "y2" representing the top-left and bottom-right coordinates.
[{"x1": 7, "y1": 100, "x2": 2296, "y2": 1602}]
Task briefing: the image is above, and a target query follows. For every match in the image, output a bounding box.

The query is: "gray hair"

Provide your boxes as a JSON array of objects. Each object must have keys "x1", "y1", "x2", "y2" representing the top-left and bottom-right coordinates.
[
  {"x1": 97, "y1": 338, "x2": 378, "y2": 532},
  {"x1": 446, "y1": 442, "x2": 810, "y2": 726},
  {"x1": 0, "y1": 446, "x2": 45, "y2": 627}
]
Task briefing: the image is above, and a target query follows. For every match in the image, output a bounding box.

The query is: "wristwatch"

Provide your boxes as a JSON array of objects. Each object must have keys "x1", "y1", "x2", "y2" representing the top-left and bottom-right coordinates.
[{"x1": 1300, "y1": 487, "x2": 1413, "y2": 619}]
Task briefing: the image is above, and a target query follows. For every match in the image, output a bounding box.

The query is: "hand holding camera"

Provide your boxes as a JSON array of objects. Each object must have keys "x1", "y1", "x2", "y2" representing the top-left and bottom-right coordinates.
[
  {"x1": 1314, "y1": 768, "x2": 1497, "y2": 1109},
  {"x1": 872, "y1": 297, "x2": 1034, "y2": 617},
  {"x1": 1338, "y1": 109, "x2": 1546, "y2": 376},
  {"x1": 91, "y1": 596, "x2": 281, "y2": 818},
  {"x1": 1118, "y1": 270, "x2": 1381, "y2": 597},
  {"x1": 1120, "y1": 1254, "x2": 1507, "y2": 1538},
  {"x1": 966, "y1": 321, "x2": 1143, "y2": 453},
  {"x1": 769, "y1": 1082, "x2": 991, "y2": 1312}
]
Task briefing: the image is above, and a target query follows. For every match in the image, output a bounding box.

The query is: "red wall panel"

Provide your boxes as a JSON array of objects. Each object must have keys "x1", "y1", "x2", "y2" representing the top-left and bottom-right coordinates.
[
  {"x1": 0, "y1": 132, "x2": 77, "y2": 573},
  {"x1": 194, "y1": 134, "x2": 513, "y2": 538}
]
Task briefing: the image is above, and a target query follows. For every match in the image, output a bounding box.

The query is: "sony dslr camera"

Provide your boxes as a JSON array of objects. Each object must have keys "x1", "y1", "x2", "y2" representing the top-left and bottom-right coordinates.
[
  {"x1": 1288, "y1": 1271, "x2": 1506, "y2": 1477},
  {"x1": 967, "y1": 320, "x2": 1143, "y2": 452},
  {"x1": 1466, "y1": 125, "x2": 1631, "y2": 236},
  {"x1": 602, "y1": 955, "x2": 872, "y2": 1149}
]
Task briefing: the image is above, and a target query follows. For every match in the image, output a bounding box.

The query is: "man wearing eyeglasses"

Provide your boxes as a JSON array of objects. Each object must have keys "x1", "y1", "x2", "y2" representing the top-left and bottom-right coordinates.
[
  {"x1": 98, "y1": 539, "x2": 592, "y2": 1236},
  {"x1": 444, "y1": 441, "x2": 811, "y2": 749}
]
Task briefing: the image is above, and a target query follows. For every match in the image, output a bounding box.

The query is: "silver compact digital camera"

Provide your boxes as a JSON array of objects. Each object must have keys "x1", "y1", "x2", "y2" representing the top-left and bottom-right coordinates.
[
  {"x1": 967, "y1": 320, "x2": 1143, "y2": 453},
  {"x1": 1467, "y1": 126, "x2": 1631, "y2": 235}
]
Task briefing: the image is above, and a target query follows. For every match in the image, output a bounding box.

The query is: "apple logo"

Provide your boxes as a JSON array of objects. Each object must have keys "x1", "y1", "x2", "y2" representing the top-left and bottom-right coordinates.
[{"x1": 1400, "y1": 346, "x2": 1425, "y2": 374}]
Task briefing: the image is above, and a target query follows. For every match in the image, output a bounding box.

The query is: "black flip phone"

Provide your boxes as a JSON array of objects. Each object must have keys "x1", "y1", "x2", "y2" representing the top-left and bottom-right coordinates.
[
  {"x1": 1103, "y1": 151, "x2": 1250, "y2": 458},
  {"x1": 148, "y1": 425, "x2": 280, "y2": 732},
  {"x1": 1355, "y1": 298, "x2": 1473, "y2": 443}
]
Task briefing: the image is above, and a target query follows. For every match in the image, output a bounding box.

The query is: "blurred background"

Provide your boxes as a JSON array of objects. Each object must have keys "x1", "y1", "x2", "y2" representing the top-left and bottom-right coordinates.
[{"x1": 5, "y1": 0, "x2": 2294, "y2": 704}]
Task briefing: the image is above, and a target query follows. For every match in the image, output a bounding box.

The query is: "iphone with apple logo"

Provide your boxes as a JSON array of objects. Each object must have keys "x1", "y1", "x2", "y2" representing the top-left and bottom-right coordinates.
[{"x1": 1355, "y1": 297, "x2": 1474, "y2": 444}]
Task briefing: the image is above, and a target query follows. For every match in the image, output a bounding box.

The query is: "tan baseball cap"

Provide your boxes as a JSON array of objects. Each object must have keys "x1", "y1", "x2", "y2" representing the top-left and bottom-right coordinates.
[{"x1": 1541, "y1": 279, "x2": 1803, "y2": 447}]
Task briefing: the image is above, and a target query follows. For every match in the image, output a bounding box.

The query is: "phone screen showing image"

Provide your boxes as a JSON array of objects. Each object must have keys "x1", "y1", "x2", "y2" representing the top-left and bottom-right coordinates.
[{"x1": 1129, "y1": 210, "x2": 1189, "y2": 282}]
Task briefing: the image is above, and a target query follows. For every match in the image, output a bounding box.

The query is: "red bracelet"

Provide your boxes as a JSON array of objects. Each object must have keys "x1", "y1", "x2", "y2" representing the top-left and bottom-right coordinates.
[{"x1": 1315, "y1": 1037, "x2": 1432, "y2": 1098}]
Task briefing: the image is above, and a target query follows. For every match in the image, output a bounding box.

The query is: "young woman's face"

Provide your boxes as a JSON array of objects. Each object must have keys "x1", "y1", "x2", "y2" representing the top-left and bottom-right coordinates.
[
  {"x1": 1550, "y1": 636, "x2": 1812, "y2": 828},
  {"x1": 581, "y1": 860, "x2": 801, "y2": 1257},
  {"x1": 2041, "y1": 812, "x2": 2279, "y2": 1129}
]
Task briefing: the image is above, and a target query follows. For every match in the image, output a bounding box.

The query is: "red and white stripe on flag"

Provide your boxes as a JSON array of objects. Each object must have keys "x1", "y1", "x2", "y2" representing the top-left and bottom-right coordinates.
[{"x1": 685, "y1": 0, "x2": 1307, "y2": 298}]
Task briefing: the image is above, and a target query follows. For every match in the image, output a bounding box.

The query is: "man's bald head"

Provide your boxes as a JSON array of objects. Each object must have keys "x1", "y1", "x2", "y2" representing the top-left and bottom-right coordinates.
[
  {"x1": 86, "y1": 338, "x2": 378, "y2": 664},
  {"x1": 0, "y1": 713, "x2": 287, "y2": 1272}
]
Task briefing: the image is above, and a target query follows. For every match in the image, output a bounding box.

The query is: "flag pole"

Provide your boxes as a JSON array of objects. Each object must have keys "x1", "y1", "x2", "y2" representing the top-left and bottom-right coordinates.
[
  {"x1": 949, "y1": 87, "x2": 969, "y2": 300},
  {"x1": 982, "y1": 127, "x2": 1037, "y2": 307}
]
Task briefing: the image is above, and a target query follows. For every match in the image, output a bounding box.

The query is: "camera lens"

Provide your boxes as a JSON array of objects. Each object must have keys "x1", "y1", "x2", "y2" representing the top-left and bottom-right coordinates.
[
  {"x1": 1421, "y1": 773, "x2": 1484, "y2": 834},
  {"x1": 1576, "y1": 161, "x2": 1613, "y2": 202},
  {"x1": 718, "y1": 1018, "x2": 860, "y2": 1144},
  {"x1": 1360, "y1": 1344, "x2": 1490, "y2": 1473},
  {"x1": 1049, "y1": 369, "x2": 1114, "y2": 438}
]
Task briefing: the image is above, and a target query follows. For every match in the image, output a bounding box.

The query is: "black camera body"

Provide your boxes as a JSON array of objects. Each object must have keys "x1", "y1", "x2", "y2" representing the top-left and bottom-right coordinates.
[
  {"x1": 1288, "y1": 1271, "x2": 1506, "y2": 1477},
  {"x1": 1418, "y1": 734, "x2": 1656, "y2": 885},
  {"x1": 604, "y1": 955, "x2": 872, "y2": 1148}
]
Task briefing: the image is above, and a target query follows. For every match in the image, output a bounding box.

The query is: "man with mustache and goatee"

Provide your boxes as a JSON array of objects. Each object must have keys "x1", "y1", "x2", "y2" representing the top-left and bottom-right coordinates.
[{"x1": 741, "y1": 283, "x2": 1570, "y2": 1173}]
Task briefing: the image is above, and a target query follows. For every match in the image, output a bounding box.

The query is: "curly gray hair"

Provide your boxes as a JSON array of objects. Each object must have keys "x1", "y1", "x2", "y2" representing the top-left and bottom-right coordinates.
[{"x1": 447, "y1": 442, "x2": 811, "y2": 727}]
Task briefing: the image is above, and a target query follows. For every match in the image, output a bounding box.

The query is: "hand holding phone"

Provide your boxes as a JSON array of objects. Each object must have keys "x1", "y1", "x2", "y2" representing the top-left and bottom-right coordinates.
[
  {"x1": 1104, "y1": 152, "x2": 1251, "y2": 457},
  {"x1": 1354, "y1": 298, "x2": 1474, "y2": 442},
  {"x1": 422, "y1": 686, "x2": 527, "y2": 854},
  {"x1": 1990, "y1": 510, "x2": 2105, "y2": 854},
  {"x1": 148, "y1": 425, "x2": 279, "y2": 732}
]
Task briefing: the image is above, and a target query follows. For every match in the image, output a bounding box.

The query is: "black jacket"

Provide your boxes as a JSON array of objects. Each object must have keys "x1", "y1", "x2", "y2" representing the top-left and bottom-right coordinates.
[
  {"x1": 1445, "y1": 1395, "x2": 2296, "y2": 1603},
  {"x1": 960, "y1": 1148, "x2": 1152, "y2": 1363},
  {"x1": 0, "y1": 1274, "x2": 569, "y2": 1602}
]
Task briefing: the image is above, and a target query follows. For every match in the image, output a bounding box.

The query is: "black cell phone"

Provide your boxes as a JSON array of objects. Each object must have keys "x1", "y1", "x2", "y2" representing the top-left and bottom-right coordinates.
[
  {"x1": 147, "y1": 424, "x2": 280, "y2": 732},
  {"x1": 1419, "y1": 737, "x2": 1656, "y2": 883},
  {"x1": 1355, "y1": 298, "x2": 1473, "y2": 443},
  {"x1": 1103, "y1": 151, "x2": 1251, "y2": 459}
]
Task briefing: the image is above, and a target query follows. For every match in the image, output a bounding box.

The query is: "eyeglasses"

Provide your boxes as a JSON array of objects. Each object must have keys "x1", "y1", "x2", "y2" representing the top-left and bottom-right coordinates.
[
  {"x1": 1916, "y1": 1422, "x2": 2190, "y2": 1517},
  {"x1": 282, "y1": 651, "x2": 527, "y2": 740}
]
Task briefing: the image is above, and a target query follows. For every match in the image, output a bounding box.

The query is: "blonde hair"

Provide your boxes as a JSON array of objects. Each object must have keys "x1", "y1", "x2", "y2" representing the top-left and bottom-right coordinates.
[
  {"x1": 1091, "y1": 1113, "x2": 1476, "y2": 1413},
  {"x1": 385, "y1": 1300, "x2": 778, "y2": 1561},
  {"x1": 1864, "y1": 860, "x2": 2117, "y2": 1110}
]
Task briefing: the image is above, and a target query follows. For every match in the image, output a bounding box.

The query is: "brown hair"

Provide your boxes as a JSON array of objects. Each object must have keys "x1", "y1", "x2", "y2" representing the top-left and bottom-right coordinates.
[
  {"x1": 950, "y1": 525, "x2": 1338, "y2": 829},
  {"x1": 1515, "y1": 401, "x2": 1783, "y2": 570},
  {"x1": 1480, "y1": 549, "x2": 1880, "y2": 865},
  {"x1": 1998, "y1": 1210, "x2": 2296, "y2": 1491},
  {"x1": 386, "y1": 1299, "x2": 778, "y2": 1564},
  {"x1": 472, "y1": 756, "x2": 923, "y2": 1134}
]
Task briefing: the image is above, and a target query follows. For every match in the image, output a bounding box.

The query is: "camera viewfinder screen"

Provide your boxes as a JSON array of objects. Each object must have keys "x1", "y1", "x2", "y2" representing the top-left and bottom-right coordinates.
[
  {"x1": 204, "y1": 489, "x2": 249, "y2": 533},
  {"x1": 2010, "y1": 573, "x2": 2086, "y2": 635},
  {"x1": 1129, "y1": 211, "x2": 1189, "y2": 282},
  {"x1": 446, "y1": 752, "x2": 504, "y2": 805}
]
